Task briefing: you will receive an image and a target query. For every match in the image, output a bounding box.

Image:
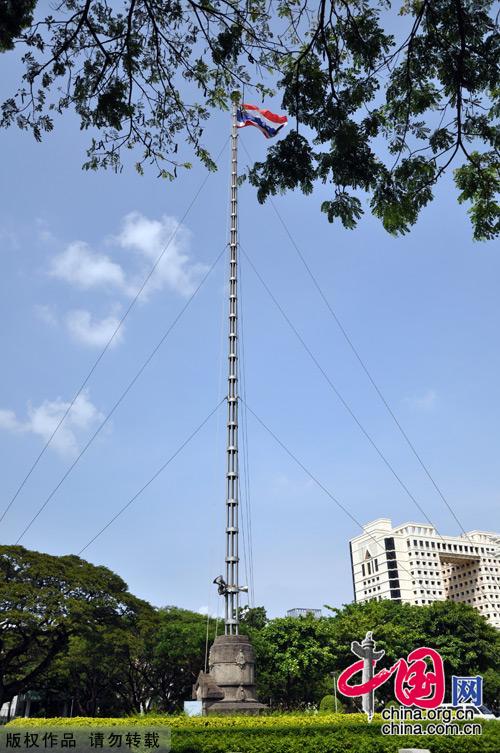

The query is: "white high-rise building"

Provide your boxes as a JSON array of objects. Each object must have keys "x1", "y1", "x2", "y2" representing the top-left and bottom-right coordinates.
[{"x1": 349, "y1": 518, "x2": 500, "y2": 628}]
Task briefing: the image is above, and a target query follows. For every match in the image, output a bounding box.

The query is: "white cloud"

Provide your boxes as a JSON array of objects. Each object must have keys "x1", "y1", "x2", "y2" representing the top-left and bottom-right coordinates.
[
  {"x1": 49, "y1": 213, "x2": 205, "y2": 303},
  {"x1": 0, "y1": 391, "x2": 104, "y2": 457},
  {"x1": 34, "y1": 304, "x2": 58, "y2": 327},
  {"x1": 0, "y1": 410, "x2": 22, "y2": 432},
  {"x1": 65, "y1": 309, "x2": 124, "y2": 348},
  {"x1": 404, "y1": 389, "x2": 437, "y2": 411},
  {"x1": 50, "y1": 240, "x2": 128, "y2": 292},
  {"x1": 116, "y1": 212, "x2": 207, "y2": 299},
  {"x1": 46, "y1": 213, "x2": 205, "y2": 350}
]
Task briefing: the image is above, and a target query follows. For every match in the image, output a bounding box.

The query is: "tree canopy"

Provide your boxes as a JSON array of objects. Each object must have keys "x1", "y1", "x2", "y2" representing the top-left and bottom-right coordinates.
[
  {"x1": 2, "y1": 545, "x2": 499, "y2": 715},
  {"x1": 240, "y1": 599, "x2": 500, "y2": 710},
  {"x1": 153, "y1": 606, "x2": 215, "y2": 712},
  {"x1": 326, "y1": 598, "x2": 500, "y2": 709},
  {"x1": 0, "y1": 545, "x2": 152, "y2": 709},
  {"x1": 0, "y1": 0, "x2": 498, "y2": 239}
]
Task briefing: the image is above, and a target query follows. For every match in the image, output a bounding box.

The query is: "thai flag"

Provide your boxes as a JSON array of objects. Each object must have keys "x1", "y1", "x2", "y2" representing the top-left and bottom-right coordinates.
[{"x1": 236, "y1": 104, "x2": 288, "y2": 139}]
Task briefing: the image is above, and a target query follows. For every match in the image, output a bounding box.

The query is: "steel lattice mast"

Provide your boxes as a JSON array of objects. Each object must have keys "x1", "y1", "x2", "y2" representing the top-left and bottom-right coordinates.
[
  {"x1": 198, "y1": 103, "x2": 265, "y2": 715},
  {"x1": 224, "y1": 102, "x2": 240, "y2": 635}
]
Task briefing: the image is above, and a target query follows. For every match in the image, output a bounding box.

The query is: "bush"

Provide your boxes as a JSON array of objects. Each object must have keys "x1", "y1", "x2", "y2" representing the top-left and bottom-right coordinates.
[{"x1": 318, "y1": 695, "x2": 345, "y2": 713}]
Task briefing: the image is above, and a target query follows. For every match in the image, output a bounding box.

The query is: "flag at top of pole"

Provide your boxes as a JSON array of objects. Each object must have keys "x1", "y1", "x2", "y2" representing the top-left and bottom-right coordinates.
[{"x1": 236, "y1": 103, "x2": 288, "y2": 138}]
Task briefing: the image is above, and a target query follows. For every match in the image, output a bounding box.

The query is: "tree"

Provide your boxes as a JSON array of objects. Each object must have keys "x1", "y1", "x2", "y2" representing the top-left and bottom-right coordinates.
[
  {"x1": 153, "y1": 607, "x2": 215, "y2": 712},
  {"x1": 0, "y1": 1, "x2": 36, "y2": 51},
  {"x1": 249, "y1": 600, "x2": 500, "y2": 710},
  {"x1": 117, "y1": 606, "x2": 163, "y2": 714},
  {"x1": 327, "y1": 599, "x2": 500, "y2": 708},
  {"x1": 35, "y1": 606, "x2": 220, "y2": 715},
  {"x1": 0, "y1": 545, "x2": 152, "y2": 708},
  {"x1": 483, "y1": 668, "x2": 500, "y2": 713},
  {"x1": 239, "y1": 605, "x2": 268, "y2": 630},
  {"x1": 248, "y1": 0, "x2": 499, "y2": 240},
  {"x1": 252, "y1": 614, "x2": 337, "y2": 708},
  {"x1": 37, "y1": 607, "x2": 161, "y2": 717},
  {"x1": 0, "y1": 1, "x2": 497, "y2": 239},
  {"x1": 34, "y1": 630, "x2": 128, "y2": 717}
]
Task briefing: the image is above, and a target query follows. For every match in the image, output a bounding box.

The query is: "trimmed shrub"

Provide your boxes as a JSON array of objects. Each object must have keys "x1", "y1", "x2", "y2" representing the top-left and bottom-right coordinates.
[
  {"x1": 6, "y1": 713, "x2": 500, "y2": 752},
  {"x1": 318, "y1": 695, "x2": 346, "y2": 713}
]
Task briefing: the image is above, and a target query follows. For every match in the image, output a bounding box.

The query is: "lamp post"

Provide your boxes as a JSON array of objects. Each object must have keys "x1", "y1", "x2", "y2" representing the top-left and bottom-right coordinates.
[{"x1": 330, "y1": 671, "x2": 339, "y2": 712}]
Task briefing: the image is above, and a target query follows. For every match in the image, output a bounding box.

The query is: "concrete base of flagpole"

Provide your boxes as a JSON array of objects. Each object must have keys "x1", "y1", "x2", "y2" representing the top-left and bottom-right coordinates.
[{"x1": 193, "y1": 634, "x2": 267, "y2": 716}]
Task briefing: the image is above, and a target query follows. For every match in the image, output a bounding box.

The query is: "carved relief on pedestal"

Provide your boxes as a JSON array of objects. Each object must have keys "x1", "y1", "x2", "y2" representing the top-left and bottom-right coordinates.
[
  {"x1": 236, "y1": 649, "x2": 246, "y2": 670},
  {"x1": 236, "y1": 685, "x2": 247, "y2": 701}
]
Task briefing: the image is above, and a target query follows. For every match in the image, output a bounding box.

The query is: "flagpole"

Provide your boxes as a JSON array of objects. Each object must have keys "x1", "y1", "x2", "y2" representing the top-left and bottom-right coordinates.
[
  {"x1": 196, "y1": 99, "x2": 284, "y2": 713},
  {"x1": 225, "y1": 100, "x2": 240, "y2": 635}
]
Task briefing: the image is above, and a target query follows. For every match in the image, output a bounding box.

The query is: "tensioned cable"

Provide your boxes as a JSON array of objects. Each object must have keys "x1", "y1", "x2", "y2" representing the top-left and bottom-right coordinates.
[
  {"x1": 238, "y1": 344, "x2": 253, "y2": 606},
  {"x1": 240, "y1": 246, "x2": 500, "y2": 594},
  {"x1": 204, "y1": 606, "x2": 211, "y2": 673},
  {"x1": 242, "y1": 400, "x2": 374, "y2": 534},
  {"x1": 215, "y1": 596, "x2": 221, "y2": 638},
  {"x1": 229, "y1": 144, "x2": 253, "y2": 610},
  {"x1": 204, "y1": 276, "x2": 226, "y2": 669},
  {"x1": 240, "y1": 363, "x2": 255, "y2": 605},
  {"x1": 234, "y1": 189, "x2": 254, "y2": 606},
  {"x1": 78, "y1": 399, "x2": 225, "y2": 555},
  {"x1": 241, "y1": 140, "x2": 469, "y2": 541},
  {"x1": 238, "y1": 259, "x2": 256, "y2": 606},
  {"x1": 14, "y1": 245, "x2": 227, "y2": 544},
  {"x1": 242, "y1": 400, "x2": 488, "y2": 640},
  {"x1": 238, "y1": 403, "x2": 251, "y2": 607},
  {"x1": 273, "y1": 201, "x2": 471, "y2": 541},
  {"x1": 0, "y1": 138, "x2": 230, "y2": 528},
  {"x1": 235, "y1": 264, "x2": 251, "y2": 609},
  {"x1": 257, "y1": 205, "x2": 500, "y2": 594},
  {"x1": 206, "y1": 211, "x2": 238, "y2": 628},
  {"x1": 240, "y1": 244, "x2": 441, "y2": 534}
]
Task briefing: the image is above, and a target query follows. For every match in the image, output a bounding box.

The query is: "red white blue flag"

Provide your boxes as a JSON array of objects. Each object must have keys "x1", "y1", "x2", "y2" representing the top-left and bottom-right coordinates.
[{"x1": 236, "y1": 104, "x2": 288, "y2": 139}]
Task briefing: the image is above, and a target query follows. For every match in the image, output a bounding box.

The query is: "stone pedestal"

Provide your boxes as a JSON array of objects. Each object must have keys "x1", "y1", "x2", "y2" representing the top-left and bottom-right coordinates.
[{"x1": 194, "y1": 634, "x2": 267, "y2": 715}]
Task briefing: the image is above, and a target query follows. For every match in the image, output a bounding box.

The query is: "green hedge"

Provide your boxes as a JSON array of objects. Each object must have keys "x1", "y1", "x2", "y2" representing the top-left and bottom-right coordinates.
[
  {"x1": 171, "y1": 724, "x2": 499, "y2": 753},
  {"x1": 7, "y1": 714, "x2": 372, "y2": 729},
  {"x1": 7, "y1": 715, "x2": 500, "y2": 752}
]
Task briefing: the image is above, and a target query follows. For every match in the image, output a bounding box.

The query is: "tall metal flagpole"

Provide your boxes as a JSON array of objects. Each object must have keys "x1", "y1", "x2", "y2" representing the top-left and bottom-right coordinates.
[
  {"x1": 225, "y1": 101, "x2": 240, "y2": 635},
  {"x1": 196, "y1": 103, "x2": 265, "y2": 713}
]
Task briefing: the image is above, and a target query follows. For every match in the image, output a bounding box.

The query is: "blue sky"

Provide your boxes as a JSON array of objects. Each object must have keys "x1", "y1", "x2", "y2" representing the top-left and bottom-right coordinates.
[{"x1": 0, "y1": 11, "x2": 499, "y2": 619}]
